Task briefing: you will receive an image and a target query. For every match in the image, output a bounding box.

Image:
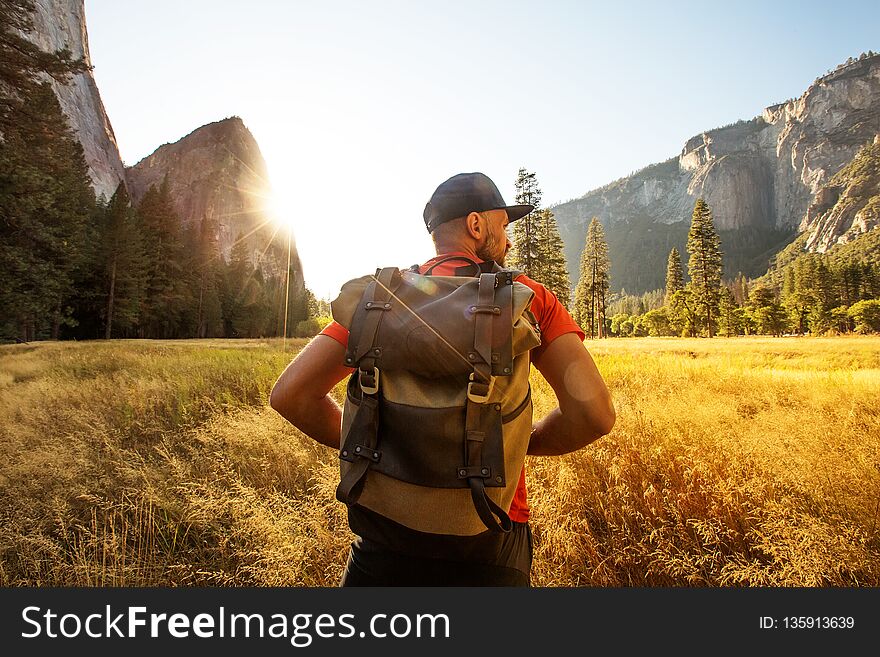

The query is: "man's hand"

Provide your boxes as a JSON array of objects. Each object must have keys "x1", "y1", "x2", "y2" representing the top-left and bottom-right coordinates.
[
  {"x1": 528, "y1": 333, "x2": 616, "y2": 456},
  {"x1": 269, "y1": 335, "x2": 353, "y2": 449}
]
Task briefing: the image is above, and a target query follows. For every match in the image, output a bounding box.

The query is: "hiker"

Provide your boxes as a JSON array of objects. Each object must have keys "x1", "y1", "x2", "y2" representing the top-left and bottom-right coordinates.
[{"x1": 270, "y1": 172, "x2": 615, "y2": 586}]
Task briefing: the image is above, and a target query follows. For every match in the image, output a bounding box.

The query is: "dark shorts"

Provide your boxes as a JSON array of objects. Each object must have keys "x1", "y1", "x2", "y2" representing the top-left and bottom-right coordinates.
[{"x1": 339, "y1": 521, "x2": 533, "y2": 587}]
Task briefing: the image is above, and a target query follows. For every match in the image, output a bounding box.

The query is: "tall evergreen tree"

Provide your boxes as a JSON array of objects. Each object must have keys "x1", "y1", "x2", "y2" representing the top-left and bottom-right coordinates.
[
  {"x1": 664, "y1": 247, "x2": 684, "y2": 305},
  {"x1": 507, "y1": 168, "x2": 542, "y2": 277},
  {"x1": 137, "y1": 176, "x2": 189, "y2": 338},
  {"x1": 0, "y1": 83, "x2": 94, "y2": 341},
  {"x1": 0, "y1": 2, "x2": 93, "y2": 341},
  {"x1": 100, "y1": 183, "x2": 147, "y2": 338},
  {"x1": 781, "y1": 258, "x2": 818, "y2": 335},
  {"x1": 220, "y1": 234, "x2": 279, "y2": 338},
  {"x1": 0, "y1": 0, "x2": 86, "y2": 135},
  {"x1": 669, "y1": 288, "x2": 699, "y2": 337},
  {"x1": 535, "y1": 208, "x2": 572, "y2": 308},
  {"x1": 189, "y1": 216, "x2": 224, "y2": 338},
  {"x1": 574, "y1": 217, "x2": 610, "y2": 338},
  {"x1": 686, "y1": 198, "x2": 724, "y2": 337},
  {"x1": 718, "y1": 287, "x2": 742, "y2": 337}
]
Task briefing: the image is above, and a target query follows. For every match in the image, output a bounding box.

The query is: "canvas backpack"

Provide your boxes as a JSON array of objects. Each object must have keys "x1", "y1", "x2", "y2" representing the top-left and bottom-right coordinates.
[{"x1": 329, "y1": 258, "x2": 542, "y2": 535}]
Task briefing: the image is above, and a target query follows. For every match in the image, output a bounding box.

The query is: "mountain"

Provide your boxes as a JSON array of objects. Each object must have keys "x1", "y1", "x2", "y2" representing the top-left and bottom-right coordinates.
[
  {"x1": 24, "y1": 0, "x2": 303, "y2": 289},
  {"x1": 552, "y1": 53, "x2": 880, "y2": 294},
  {"x1": 125, "y1": 117, "x2": 300, "y2": 284},
  {"x1": 23, "y1": 0, "x2": 126, "y2": 199}
]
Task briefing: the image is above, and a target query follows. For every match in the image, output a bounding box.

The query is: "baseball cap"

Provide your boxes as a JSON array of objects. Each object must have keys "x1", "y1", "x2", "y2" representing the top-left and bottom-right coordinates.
[{"x1": 423, "y1": 172, "x2": 534, "y2": 233}]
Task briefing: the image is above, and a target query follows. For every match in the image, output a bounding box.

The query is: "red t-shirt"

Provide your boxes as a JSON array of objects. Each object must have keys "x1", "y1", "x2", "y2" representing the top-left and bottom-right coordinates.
[{"x1": 321, "y1": 252, "x2": 585, "y2": 522}]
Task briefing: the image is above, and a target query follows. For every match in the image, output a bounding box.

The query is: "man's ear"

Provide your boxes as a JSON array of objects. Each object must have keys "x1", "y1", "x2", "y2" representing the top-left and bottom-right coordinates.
[{"x1": 465, "y1": 212, "x2": 483, "y2": 240}]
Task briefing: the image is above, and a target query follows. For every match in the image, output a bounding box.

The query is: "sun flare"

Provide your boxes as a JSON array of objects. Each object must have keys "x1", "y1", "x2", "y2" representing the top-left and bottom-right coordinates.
[{"x1": 267, "y1": 189, "x2": 297, "y2": 232}]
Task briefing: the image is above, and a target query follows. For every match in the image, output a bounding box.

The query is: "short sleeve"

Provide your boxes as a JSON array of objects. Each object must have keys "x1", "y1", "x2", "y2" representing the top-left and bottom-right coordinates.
[
  {"x1": 514, "y1": 274, "x2": 585, "y2": 356},
  {"x1": 320, "y1": 320, "x2": 350, "y2": 348}
]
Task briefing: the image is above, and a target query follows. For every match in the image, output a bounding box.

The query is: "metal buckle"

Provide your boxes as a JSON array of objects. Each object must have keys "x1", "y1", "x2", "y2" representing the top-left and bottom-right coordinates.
[
  {"x1": 359, "y1": 367, "x2": 380, "y2": 395},
  {"x1": 467, "y1": 373, "x2": 495, "y2": 403}
]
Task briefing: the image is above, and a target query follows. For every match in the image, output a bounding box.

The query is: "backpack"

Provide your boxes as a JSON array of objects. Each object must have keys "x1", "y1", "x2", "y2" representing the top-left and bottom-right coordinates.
[{"x1": 329, "y1": 258, "x2": 541, "y2": 536}]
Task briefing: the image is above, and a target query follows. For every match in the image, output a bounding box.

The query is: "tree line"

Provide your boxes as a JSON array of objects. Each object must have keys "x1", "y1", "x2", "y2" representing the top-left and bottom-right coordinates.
[
  {"x1": 606, "y1": 200, "x2": 880, "y2": 337},
  {"x1": 506, "y1": 164, "x2": 880, "y2": 337}
]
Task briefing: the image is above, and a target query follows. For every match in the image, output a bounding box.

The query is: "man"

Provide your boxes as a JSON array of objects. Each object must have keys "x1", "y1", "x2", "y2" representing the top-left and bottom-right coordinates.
[{"x1": 270, "y1": 172, "x2": 615, "y2": 586}]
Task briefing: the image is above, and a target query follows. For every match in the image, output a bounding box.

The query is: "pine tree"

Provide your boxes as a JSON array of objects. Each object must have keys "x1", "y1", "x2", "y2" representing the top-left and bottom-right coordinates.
[
  {"x1": 781, "y1": 258, "x2": 818, "y2": 335},
  {"x1": 222, "y1": 235, "x2": 252, "y2": 337},
  {"x1": 0, "y1": 2, "x2": 94, "y2": 341},
  {"x1": 669, "y1": 287, "x2": 699, "y2": 337},
  {"x1": 664, "y1": 247, "x2": 684, "y2": 305},
  {"x1": 507, "y1": 168, "x2": 541, "y2": 277},
  {"x1": 718, "y1": 287, "x2": 742, "y2": 337},
  {"x1": 0, "y1": 83, "x2": 94, "y2": 341},
  {"x1": 221, "y1": 233, "x2": 276, "y2": 338},
  {"x1": 100, "y1": 183, "x2": 147, "y2": 338},
  {"x1": 137, "y1": 176, "x2": 189, "y2": 338},
  {"x1": 535, "y1": 209, "x2": 572, "y2": 308},
  {"x1": 686, "y1": 198, "x2": 724, "y2": 337},
  {"x1": 574, "y1": 217, "x2": 610, "y2": 338},
  {"x1": 189, "y1": 216, "x2": 224, "y2": 338},
  {"x1": 0, "y1": 0, "x2": 87, "y2": 136}
]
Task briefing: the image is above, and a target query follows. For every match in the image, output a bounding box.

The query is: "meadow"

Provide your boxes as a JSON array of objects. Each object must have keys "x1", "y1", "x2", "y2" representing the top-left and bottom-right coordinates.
[{"x1": 1, "y1": 336, "x2": 878, "y2": 586}]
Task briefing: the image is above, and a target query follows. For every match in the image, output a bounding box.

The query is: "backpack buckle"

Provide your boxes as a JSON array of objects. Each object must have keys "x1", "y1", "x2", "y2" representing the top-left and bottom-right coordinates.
[
  {"x1": 467, "y1": 373, "x2": 495, "y2": 403},
  {"x1": 359, "y1": 367, "x2": 380, "y2": 395}
]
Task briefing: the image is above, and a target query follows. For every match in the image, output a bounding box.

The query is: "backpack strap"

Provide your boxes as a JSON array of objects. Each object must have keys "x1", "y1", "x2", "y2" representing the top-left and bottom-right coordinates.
[
  {"x1": 344, "y1": 267, "x2": 401, "y2": 378},
  {"x1": 423, "y1": 255, "x2": 480, "y2": 275},
  {"x1": 460, "y1": 272, "x2": 513, "y2": 533},
  {"x1": 336, "y1": 267, "x2": 401, "y2": 507},
  {"x1": 454, "y1": 259, "x2": 503, "y2": 277}
]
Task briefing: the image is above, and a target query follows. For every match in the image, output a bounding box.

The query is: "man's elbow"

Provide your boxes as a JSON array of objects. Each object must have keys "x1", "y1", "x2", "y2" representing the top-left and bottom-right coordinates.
[
  {"x1": 269, "y1": 386, "x2": 282, "y2": 412},
  {"x1": 592, "y1": 405, "x2": 616, "y2": 438},
  {"x1": 269, "y1": 381, "x2": 301, "y2": 421},
  {"x1": 575, "y1": 398, "x2": 616, "y2": 441}
]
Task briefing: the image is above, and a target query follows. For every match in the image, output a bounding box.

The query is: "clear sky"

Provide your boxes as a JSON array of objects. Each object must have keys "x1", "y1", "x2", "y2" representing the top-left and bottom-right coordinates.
[{"x1": 85, "y1": 0, "x2": 879, "y2": 299}]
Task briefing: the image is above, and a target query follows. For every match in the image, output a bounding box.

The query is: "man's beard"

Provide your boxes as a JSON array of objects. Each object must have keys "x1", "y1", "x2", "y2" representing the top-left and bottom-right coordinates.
[{"x1": 476, "y1": 232, "x2": 506, "y2": 265}]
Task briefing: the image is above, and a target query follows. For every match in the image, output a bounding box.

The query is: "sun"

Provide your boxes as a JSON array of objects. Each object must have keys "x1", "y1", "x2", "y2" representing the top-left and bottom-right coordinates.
[{"x1": 267, "y1": 188, "x2": 297, "y2": 233}]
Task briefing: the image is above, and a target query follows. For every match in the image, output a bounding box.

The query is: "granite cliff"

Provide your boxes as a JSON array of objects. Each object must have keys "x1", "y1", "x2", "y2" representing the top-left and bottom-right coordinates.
[
  {"x1": 23, "y1": 0, "x2": 126, "y2": 200},
  {"x1": 553, "y1": 54, "x2": 880, "y2": 294},
  {"x1": 125, "y1": 117, "x2": 301, "y2": 284},
  {"x1": 801, "y1": 136, "x2": 880, "y2": 252}
]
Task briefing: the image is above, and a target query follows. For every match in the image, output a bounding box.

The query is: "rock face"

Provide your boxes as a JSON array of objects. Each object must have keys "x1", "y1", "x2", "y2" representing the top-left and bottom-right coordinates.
[
  {"x1": 126, "y1": 117, "x2": 302, "y2": 285},
  {"x1": 801, "y1": 136, "x2": 880, "y2": 252},
  {"x1": 552, "y1": 54, "x2": 880, "y2": 293},
  {"x1": 24, "y1": 0, "x2": 126, "y2": 200}
]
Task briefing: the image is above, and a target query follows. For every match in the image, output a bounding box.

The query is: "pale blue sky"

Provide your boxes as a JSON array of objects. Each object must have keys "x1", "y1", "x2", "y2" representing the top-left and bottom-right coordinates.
[{"x1": 85, "y1": 0, "x2": 879, "y2": 298}]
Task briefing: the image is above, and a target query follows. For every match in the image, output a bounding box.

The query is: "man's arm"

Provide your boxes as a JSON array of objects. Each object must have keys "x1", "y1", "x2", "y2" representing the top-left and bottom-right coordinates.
[
  {"x1": 269, "y1": 335, "x2": 353, "y2": 449},
  {"x1": 528, "y1": 333, "x2": 616, "y2": 456}
]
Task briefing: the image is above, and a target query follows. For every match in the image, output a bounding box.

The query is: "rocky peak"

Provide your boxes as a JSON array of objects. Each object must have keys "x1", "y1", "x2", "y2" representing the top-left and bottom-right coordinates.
[
  {"x1": 550, "y1": 53, "x2": 880, "y2": 293},
  {"x1": 125, "y1": 117, "x2": 301, "y2": 285}
]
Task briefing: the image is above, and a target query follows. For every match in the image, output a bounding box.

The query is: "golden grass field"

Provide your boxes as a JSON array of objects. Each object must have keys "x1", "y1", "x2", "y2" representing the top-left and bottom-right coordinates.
[{"x1": 1, "y1": 336, "x2": 878, "y2": 586}]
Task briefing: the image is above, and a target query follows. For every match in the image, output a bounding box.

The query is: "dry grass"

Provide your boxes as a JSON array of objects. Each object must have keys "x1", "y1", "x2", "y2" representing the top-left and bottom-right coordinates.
[{"x1": 1, "y1": 336, "x2": 878, "y2": 586}]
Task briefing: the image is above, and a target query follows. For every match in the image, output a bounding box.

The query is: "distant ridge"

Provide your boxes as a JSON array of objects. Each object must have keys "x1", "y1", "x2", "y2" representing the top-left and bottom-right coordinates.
[{"x1": 551, "y1": 53, "x2": 880, "y2": 294}]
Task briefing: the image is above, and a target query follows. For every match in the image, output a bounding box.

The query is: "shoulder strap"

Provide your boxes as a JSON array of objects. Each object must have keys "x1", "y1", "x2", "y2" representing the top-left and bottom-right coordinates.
[
  {"x1": 459, "y1": 272, "x2": 513, "y2": 533},
  {"x1": 423, "y1": 255, "x2": 480, "y2": 275},
  {"x1": 336, "y1": 266, "x2": 401, "y2": 508}
]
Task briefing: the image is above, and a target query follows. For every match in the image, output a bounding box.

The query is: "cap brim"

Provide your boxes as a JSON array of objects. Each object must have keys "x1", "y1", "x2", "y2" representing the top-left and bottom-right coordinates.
[{"x1": 503, "y1": 204, "x2": 534, "y2": 222}]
